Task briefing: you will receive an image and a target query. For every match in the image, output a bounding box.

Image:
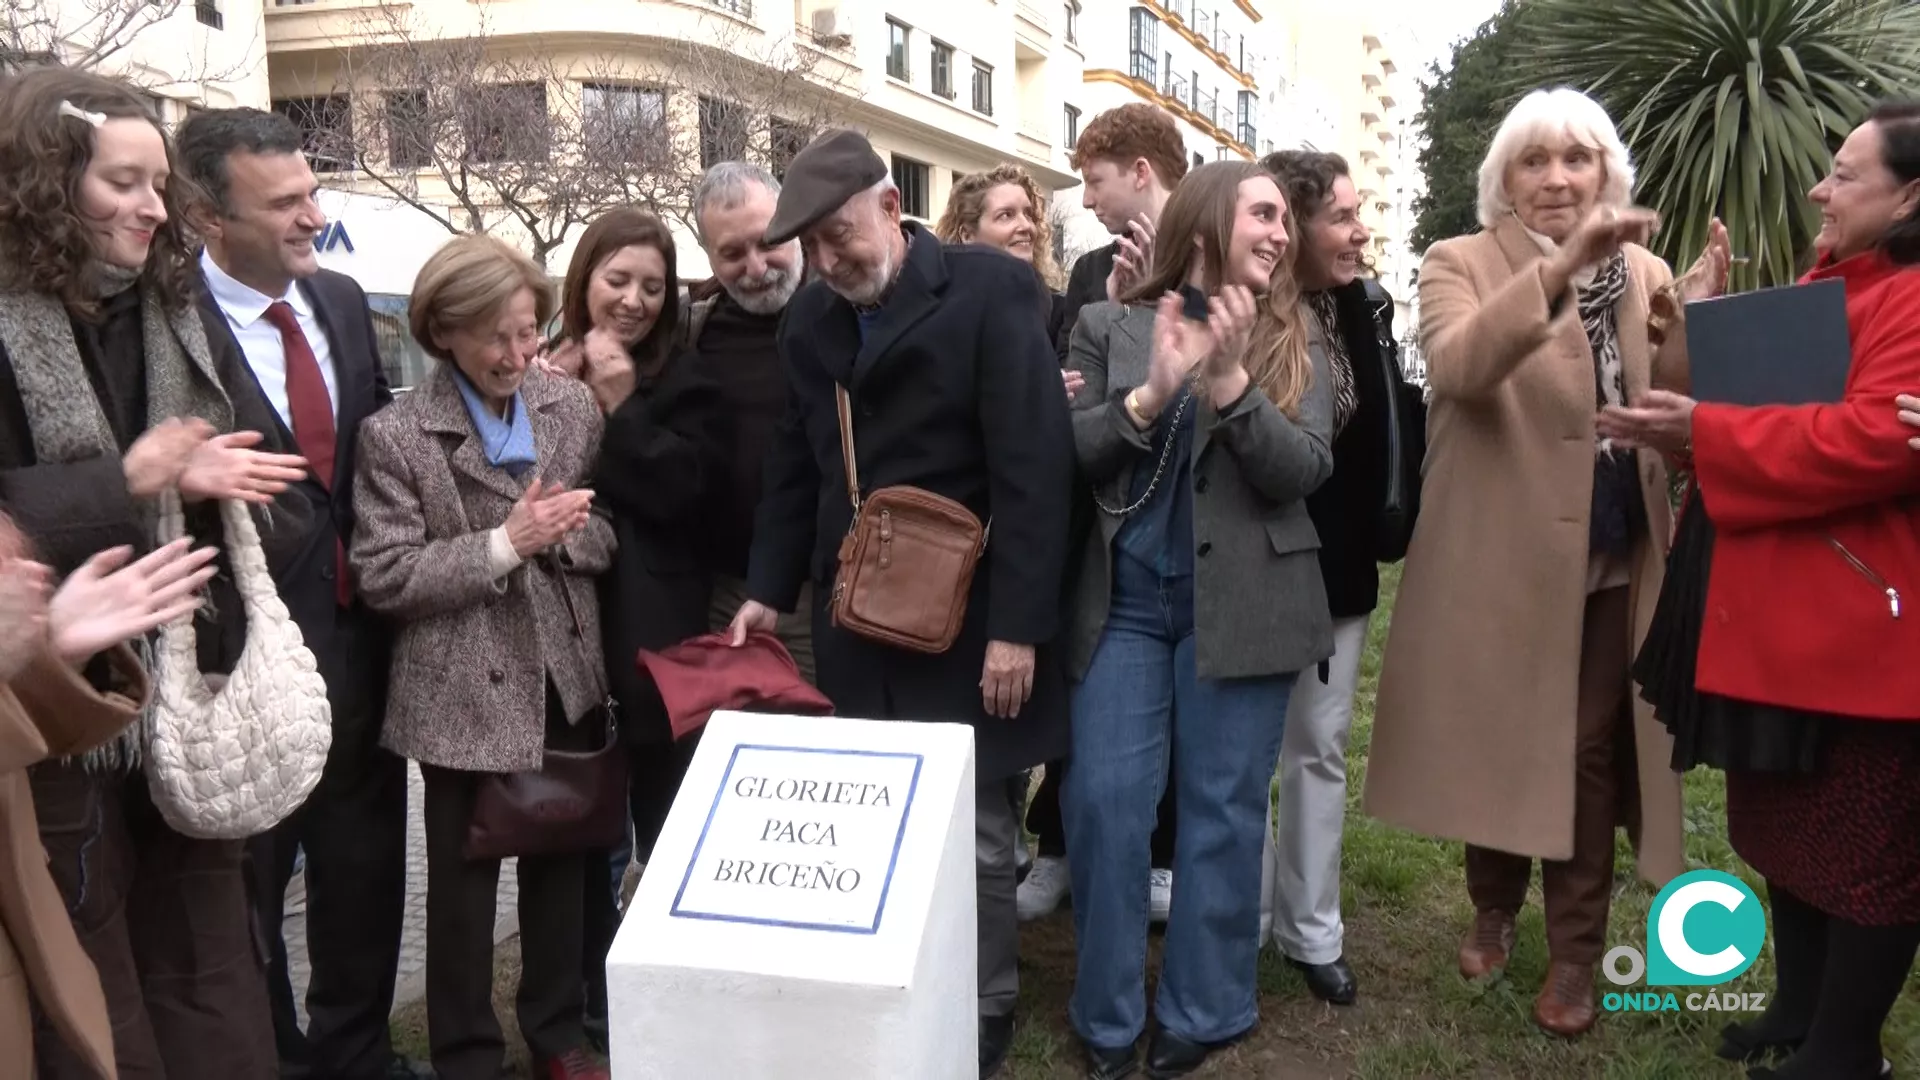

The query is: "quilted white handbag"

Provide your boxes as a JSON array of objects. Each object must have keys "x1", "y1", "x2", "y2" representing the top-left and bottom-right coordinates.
[{"x1": 145, "y1": 490, "x2": 332, "y2": 839}]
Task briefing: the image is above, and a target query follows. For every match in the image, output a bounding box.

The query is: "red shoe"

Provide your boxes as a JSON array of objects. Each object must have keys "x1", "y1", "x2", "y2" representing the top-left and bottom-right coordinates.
[{"x1": 544, "y1": 1049, "x2": 611, "y2": 1080}]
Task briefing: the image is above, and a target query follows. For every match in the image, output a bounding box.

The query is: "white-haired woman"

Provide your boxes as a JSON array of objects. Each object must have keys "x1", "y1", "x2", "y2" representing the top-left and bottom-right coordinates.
[{"x1": 1362, "y1": 87, "x2": 1721, "y2": 1037}]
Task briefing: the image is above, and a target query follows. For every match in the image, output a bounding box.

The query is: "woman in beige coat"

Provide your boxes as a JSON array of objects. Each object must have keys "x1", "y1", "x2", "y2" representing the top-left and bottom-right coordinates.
[{"x1": 1363, "y1": 88, "x2": 1723, "y2": 1037}]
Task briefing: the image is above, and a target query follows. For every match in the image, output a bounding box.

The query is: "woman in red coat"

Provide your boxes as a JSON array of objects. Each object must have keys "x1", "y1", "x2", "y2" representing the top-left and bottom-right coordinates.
[{"x1": 1603, "y1": 101, "x2": 1920, "y2": 1080}]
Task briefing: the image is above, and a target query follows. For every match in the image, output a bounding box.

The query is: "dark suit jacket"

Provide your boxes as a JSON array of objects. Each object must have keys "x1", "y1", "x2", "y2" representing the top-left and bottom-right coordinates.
[
  {"x1": 1055, "y1": 241, "x2": 1117, "y2": 362},
  {"x1": 198, "y1": 268, "x2": 393, "y2": 688},
  {"x1": 746, "y1": 224, "x2": 1076, "y2": 780}
]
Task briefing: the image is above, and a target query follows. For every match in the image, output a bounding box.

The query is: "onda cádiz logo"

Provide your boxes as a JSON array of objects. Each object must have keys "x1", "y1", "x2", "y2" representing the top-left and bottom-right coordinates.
[{"x1": 1602, "y1": 869, "x2": 1770, "y2": 1014}]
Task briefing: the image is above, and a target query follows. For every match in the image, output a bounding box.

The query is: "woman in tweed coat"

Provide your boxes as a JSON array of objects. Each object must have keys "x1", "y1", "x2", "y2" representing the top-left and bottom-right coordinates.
[{"x1": 350, "y1": 235, "x2": 616, "y2": 1080}]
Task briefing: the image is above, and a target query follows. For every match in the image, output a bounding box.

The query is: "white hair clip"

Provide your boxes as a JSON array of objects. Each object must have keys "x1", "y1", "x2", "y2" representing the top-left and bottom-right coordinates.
[{"x1": 58, "y1": 100, "x2": 106, "y2": 127}]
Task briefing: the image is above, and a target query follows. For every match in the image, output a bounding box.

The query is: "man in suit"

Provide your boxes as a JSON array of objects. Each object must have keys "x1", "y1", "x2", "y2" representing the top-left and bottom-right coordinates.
[
  {"x1": 175, "y1": 108, "x2": 419, "y2": 1080},
  {"x1": 726, "y1": 129, "x2": 1074, "y2": 1080}
]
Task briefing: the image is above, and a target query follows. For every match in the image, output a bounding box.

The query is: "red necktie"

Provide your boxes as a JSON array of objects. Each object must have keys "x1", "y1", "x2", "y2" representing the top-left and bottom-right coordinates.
[{"x1": 263, "y1": 301, "x2": 350, "y2": 607}]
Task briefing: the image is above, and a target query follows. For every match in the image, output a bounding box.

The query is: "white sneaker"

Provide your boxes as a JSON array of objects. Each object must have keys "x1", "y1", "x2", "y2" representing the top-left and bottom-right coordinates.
[
  {"x1": 1015, "y1": 841, "x2": 1033, "y2": 881},
  {"x1": 1016, "y1": 856, "x2": 1071, "y2": 921},
  {"x1": 1149, "y1": 868, "x2": 1173, "y2": 924}
]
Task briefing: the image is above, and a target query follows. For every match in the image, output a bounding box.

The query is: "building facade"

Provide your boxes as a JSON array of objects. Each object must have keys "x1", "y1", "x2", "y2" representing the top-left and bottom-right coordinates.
[
  {"x1": 5, "y1": 0, "x2": 271, "y2": 123},
  {"x1": 262, "y1": 0, "x2": 1084, "y2": 295}
]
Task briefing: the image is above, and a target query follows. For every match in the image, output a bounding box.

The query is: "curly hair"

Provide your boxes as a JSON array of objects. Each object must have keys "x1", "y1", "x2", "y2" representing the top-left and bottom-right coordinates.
[
  {"x1": 1069, "y1": 103, "x2": 1189, "y2": 189},
  {"x1": 1260, "y1": 149, "x2": 1376, "y2": 278},
  {"x1": 0, "y1": 67, "x2": 197, "y2": 318},
  {"x1": 934, "y1": 163, "x2": 1064, "y2": 290}
]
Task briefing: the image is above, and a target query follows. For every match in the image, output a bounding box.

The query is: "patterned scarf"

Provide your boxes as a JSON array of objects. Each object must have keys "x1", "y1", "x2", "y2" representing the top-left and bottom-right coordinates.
[
  {"x1": 0, "y1": 261, "x2": 235, "y2": 769},
  {"x1": 1576, "y1": 252, "x2": 1642, "y2": 557},
  {"x1": 1306, "y1": 290, "x2": 1359, "y2": 438}
]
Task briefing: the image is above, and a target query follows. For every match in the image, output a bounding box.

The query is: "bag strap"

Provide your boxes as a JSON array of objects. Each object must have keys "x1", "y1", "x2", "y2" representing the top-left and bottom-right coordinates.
[
  {"x1": 547, "y1": 554, "x2": 618, "y2": 732},
  {"x1": 835, "y1": 384, "x2": 992, "y2": 549},
  {"x1": 835, "y1": 384, "x2": 861, "y2": 513}
]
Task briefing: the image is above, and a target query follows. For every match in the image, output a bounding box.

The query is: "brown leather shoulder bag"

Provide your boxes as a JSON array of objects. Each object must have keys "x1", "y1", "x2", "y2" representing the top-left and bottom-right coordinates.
[{"x1": 830, "y1": 385, "x2": 988, "y2": 655}]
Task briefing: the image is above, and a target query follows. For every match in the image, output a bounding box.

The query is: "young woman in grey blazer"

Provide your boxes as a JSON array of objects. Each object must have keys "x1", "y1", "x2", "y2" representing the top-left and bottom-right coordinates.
[{"x1": 1060, "y1": 160, "x2": 1335, "y2": 1080}]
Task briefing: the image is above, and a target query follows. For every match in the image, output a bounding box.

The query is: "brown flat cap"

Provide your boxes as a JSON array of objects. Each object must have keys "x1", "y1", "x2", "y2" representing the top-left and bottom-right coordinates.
[{"x1": 763, "y1": 128, "x2": 889, "y2": 245}]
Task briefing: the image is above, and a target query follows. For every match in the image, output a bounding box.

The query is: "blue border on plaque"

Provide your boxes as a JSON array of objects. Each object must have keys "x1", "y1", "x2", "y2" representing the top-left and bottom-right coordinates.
[{"x1": 668, "y1": 744, "x2": 925, "y2": 935}]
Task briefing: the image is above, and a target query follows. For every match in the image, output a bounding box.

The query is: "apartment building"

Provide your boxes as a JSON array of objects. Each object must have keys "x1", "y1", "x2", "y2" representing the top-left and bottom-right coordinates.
[
  {"x1": 1052, "y1": 0, "x2": 1267, "y2": 256},
  {"x1": 3, "y1": 0, "x2": 270, "y2": 121},
  {"x1": 262, "y1": 0, "x2": 1083, "y2": 294},
  {"x1": 1284, "y1": 12, "x2": 1415, "y2": 305}
]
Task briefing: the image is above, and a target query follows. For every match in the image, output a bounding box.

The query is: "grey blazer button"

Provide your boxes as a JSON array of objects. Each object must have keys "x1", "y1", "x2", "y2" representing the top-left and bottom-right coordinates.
[
  {"x1": 1197, "y1": 542, "x2": 1213, "y2": 557},
  {"x1": 489, "y1": 669, "x2": 505, "y2": 684}
]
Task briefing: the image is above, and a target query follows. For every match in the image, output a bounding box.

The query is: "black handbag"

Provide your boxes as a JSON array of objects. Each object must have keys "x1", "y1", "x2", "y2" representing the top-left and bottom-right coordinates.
[
  {"x1": 1371, "y1": 303, "x2": 1427, "y2": 564},
  {"x1": 464, "y1": 558, "x2": 628, "y2": 861}
]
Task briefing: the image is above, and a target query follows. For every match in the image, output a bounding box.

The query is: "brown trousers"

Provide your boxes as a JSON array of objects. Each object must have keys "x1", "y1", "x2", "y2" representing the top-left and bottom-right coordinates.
[
  {"x1": 1466, "y1": 585, "x2": 1636, "y2": 966},
  {"x1": 28, "y1": 761, "x2": 275, "y2": 1079}
]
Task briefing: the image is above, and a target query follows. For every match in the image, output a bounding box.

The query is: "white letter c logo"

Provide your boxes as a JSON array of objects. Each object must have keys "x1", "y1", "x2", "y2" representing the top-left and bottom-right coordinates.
[{"x1": 1658, "y1": 880, "x2": 1748, "y2": 978}]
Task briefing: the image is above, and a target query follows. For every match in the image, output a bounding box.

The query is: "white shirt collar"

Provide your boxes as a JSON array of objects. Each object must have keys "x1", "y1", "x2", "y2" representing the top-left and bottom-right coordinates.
[{"x1": 199, "y1": 248, "x2": 311, "y2": 327}]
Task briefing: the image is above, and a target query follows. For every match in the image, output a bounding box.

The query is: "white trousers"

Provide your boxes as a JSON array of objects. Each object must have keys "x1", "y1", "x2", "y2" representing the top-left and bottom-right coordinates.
[{"x1": 1261, "y1": 615, "x2": 1369, "y2": 965}]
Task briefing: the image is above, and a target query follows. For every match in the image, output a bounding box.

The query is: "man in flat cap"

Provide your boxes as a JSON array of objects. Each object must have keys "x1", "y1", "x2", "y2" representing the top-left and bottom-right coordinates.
[{"x1": 727, "y1": 128, "x2": 1074, "y2": 1078}]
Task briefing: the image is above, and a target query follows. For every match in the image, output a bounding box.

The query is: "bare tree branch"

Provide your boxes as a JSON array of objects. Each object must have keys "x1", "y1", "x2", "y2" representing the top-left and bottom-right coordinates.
[
  {"x1": 293, "y1": 2, "x2": 863, "y2": 269},
  {"x1": 2, "y1": 0, "x2": 258, "y2": 95}
]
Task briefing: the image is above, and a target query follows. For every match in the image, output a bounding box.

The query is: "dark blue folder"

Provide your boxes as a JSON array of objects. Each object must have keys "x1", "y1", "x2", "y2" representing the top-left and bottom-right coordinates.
[{"x1": 1684, "y1": 277, "x2": 1853, "y2": 406}]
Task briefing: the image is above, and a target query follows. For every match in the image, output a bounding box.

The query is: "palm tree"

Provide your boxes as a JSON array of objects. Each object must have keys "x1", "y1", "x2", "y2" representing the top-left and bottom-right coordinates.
[{"x1": 1520, "y1": 0, "x2": 1920, "y2": 289}]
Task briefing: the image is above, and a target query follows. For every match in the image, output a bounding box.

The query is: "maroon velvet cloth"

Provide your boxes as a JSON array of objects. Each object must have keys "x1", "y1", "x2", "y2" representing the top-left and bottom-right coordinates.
[{"x1": 636, "y1": 631, "x2": 834, "y2": 740}]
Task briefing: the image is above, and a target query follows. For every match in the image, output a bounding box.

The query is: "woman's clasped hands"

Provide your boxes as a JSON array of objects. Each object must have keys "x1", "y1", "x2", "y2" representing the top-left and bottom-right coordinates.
[
  {"x1": 504, "y1": 477, "x2": 595, "y2": 559},
  {"x1": 1140, "y1": 285, "x2": 1259, "y2": 417}
]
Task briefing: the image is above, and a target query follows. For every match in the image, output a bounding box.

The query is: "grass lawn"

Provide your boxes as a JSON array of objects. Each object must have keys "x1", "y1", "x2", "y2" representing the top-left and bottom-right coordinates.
[{"x1": 395, "y1": 564, "x2": 1920, "y2": 1077}]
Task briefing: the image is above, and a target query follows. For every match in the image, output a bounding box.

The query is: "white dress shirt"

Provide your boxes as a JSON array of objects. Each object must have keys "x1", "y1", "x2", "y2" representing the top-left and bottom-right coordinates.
[{"x1": 200, "y1": 249, "x2": 340, "y2": 431}]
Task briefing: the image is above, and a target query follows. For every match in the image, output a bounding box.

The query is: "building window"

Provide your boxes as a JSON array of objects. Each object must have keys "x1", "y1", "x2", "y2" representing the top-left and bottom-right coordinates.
[
  {"x1": 891, "y1": 155, "x2": 930, "y2": 218},
  {"x1": 770, "y1": 118, "x2": 813, "y2": 179},
  {"x1": 1236, "y1": 90, "x2": 1256, "y2": 148},
  {"x1": 463, "y1": 83, "x2": 549, "y2": 163},
  {"x1": 1191, "y1": 151, "x2": 1203, "y2": 169},
  {"x1": 709, "y1": 0, "x2": 753, "y2": 14},
  {"x1": 195, "y1": 0, "x2": 223, "y2": 30},
  {"x1": 931, "y1": 41, "x2": 954, "y2": 99},
  {"x1": 699, "y1": 96, "x2": 749, "y2": 169},
  {"x1": 971, "y1": 61, "x2": 993, "y2": 116},
  {"x1": 272, "y1": 95, "x2": 354, "y2": 173},
  {"x1": 886, "y1": 19, "x2": 910, "y2": 81},
  {"x1": 384, "y1": 90, "x2": 431, "y2": 170},
  {"x1": 1063, "y1": 1, "x2": 1078, "y2": 44},
  {"x1": 1128, "y1": 8, "x2": 1158, "y2": 85},
  {"x1": 1216, "y1": 145, "x2": 1229, "y2": 161},
  {"x1": 1238, "y1": 35, "x2": 1247, "y2": 72},
  {"x1": 1063, "y1": 103, "x2": 1081, "y2": 150},
  {"x1": 582, "y1": 84, "x2": 667, "y2": 164}
]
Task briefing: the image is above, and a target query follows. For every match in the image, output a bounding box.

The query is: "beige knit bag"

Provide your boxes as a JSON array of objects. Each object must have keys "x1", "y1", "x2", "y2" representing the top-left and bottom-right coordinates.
[{"x1": 144, "y1": 490, "x2": 332, "y2": 839}]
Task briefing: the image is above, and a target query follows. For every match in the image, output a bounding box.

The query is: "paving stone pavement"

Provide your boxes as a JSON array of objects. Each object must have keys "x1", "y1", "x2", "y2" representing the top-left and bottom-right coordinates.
[{"x1": 283, "y1": 762, "x2": 520, "y2": 1023}]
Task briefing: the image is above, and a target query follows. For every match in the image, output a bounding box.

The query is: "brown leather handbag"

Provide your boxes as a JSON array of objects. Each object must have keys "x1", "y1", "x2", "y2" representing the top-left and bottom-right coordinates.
[
  {"x1": 464, "y1": 560, "x2": 629, "y2": 861},
  {"x1": 830, "y1": 385, "x2": 988, "y2": 655}
]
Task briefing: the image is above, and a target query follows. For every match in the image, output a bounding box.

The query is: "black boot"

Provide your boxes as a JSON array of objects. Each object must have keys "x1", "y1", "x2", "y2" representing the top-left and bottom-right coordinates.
[
  {"x1": 1719, "y1": 883, "x2": 1827, "y2": 1063},
  {"x1": 1754, "y1": 912, "x2": 1920, "y2": 1080}
]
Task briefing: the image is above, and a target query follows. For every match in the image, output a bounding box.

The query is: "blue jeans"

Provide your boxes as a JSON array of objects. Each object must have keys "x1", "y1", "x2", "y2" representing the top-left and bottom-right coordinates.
[{"x1": 1063, "y1": 554, "x2": 1295, "y2": 1049}]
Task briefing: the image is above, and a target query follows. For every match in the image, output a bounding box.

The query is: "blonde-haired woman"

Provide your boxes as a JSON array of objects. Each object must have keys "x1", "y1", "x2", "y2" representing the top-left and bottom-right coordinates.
[
  {"x1": 1363, "y1": 86, "x2": 1719, "y2": 1037},
  {"x1": 1062, "y1": 159, "x2": 1333, "y2": 1078},
  {"x1": 936, "y1": 163, "x2": 1065, "y2": 300},
  {"x1": 351, "y1": 234, "x2": 616, "y2": 1080}
]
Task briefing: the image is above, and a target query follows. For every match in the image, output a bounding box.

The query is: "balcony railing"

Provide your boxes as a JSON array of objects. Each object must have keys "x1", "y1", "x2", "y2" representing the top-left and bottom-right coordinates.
[
  {"x1": 709, "y1": 0, "x2": 752, "y2": 16},
  {"x1": 1165, "y1": 73, "x2": 1188, "y2": 104},
  {"x1": 1016, "y1": 0, "x2": 1049, "y2": 30}
]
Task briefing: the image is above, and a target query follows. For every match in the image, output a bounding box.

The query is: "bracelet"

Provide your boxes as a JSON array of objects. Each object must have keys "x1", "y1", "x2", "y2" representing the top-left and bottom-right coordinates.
[{"x1": 1124, "y1": 389, "x2": 1157, "y2": 427}]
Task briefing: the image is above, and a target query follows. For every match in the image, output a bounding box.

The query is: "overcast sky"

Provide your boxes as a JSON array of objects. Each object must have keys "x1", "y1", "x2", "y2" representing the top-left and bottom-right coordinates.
[{"x1": 1373, "y1": 0, "x2": 1506, "y2": 80}]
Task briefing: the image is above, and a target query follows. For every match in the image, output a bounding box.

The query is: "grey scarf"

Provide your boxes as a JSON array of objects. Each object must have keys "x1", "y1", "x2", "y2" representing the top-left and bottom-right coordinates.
[{"x1": 0, "y1": 264, "x2": 234, "y2": 768}]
